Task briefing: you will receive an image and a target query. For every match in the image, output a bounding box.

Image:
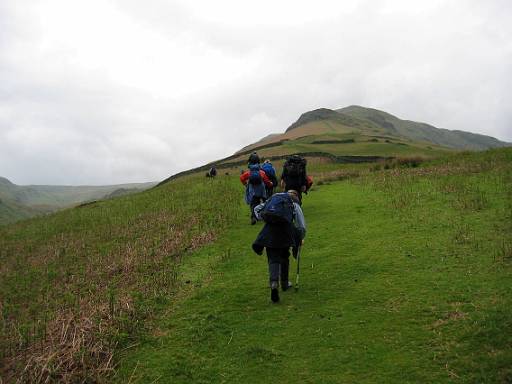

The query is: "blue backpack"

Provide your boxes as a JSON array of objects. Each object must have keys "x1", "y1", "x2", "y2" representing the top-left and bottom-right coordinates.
[
  {"x1": 261, "y1": 193, "x2": 294, "y2": 224},
  {"x1": 248, "y1": 164, "x2": 262, "y2": 185},
  {"x1": 261, "y1": 162, "x2": 276, "y2": 178}
]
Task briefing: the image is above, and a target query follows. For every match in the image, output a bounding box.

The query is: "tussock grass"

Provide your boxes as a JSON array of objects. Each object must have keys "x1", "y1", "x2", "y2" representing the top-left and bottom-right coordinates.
[
  {"x1": 111, "y1": 148, "x2": 512, "y2": 383},
  {"x1": 2, "y1": 148, "x2": 512, "y2": 383},
  {"x1": 0, "y1": 175, "x2": 240, "y2": 382}
]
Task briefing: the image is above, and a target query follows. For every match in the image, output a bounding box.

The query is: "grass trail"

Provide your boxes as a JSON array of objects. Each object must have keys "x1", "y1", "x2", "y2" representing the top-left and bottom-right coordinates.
[{"x1": 117, "y1": 157, "x2": 512, "y2": 383}]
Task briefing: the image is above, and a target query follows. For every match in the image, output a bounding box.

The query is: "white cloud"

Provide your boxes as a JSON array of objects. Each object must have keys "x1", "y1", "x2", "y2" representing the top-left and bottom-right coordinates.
[{"x1": 0, "y1": 0, "x2": 511, "y2": 184}]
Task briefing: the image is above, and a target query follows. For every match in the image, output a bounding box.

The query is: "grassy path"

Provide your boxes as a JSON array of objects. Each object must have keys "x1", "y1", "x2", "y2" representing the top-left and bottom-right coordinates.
[{"x1": 118, "y1": 172, "x2": 511, "y2": 383}]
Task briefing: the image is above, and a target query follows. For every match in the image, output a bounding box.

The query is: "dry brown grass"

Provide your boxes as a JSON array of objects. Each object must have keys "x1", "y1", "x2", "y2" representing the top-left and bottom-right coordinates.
[
  {"x1": 314, "y1": 169, "x2": 363, "y2": 185},
  {"x1": 3, "y1": 305, "x2": 115, "y2": 383},
  {"x1": 0, "y1": 176, "x2": 241, "y2": 383}
]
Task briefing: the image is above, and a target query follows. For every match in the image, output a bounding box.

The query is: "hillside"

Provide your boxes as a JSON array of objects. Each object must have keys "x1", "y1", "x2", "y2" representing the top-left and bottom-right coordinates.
[
  {"x1": 1, "y1": 148, "x2": 511, "y2": 382},
  {"x1": 0, "y1": 177, "x2": 157, "y2": 225},
  {"x1": 158, "y1": 106, "x2": 510, "y2": 187},
  {"x1": 0, "y1": 195, "x2": 41, "y2": 225},
  {"x1": 338, "y1": 105, "x2": 509, "y2": 150},
  {"x1": 236, "y1": 106, "x2": 509, "y2": 163},
  {"x1": 117, "y1": 148, "x2": 512, "y2": 383}
]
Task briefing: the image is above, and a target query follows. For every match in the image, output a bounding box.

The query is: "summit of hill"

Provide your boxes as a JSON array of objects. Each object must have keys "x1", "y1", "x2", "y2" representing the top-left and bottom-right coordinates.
[
  {"x1": 281, "y1": 105, "x2": 510, "y2": 151},
  {"x1": 336, "y1": 105, "x2": 509, "y2": 150},
  {"x1": 162, "y1": 105, "x2": 510, "y2": 186}
]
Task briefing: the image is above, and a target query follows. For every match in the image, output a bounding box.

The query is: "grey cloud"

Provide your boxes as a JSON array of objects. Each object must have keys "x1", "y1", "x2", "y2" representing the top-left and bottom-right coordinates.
[{"x1": 1, "y1": 1, "x2": 511, "y2": 185}]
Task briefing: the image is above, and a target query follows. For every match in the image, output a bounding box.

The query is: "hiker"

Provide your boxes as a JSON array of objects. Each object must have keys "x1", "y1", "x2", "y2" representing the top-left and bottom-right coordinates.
[
  {"x1": 248, "y1": 151, "x2": 260, "y2": 165},
  {"x1": 208, "y1": 165, "x2": 217, "y2": 178},
  {"x1": 240, "y1": 163, "x2": 273, "y2": 225},
  {"x1": 252, "y1": 190, "x2": 306, "y2": 303},
  {"x1": 261, "y1": 159, "x2": 277, "y2": 196},
  {"x1": 280, "y1": 155, "x2": 313, "y2": 204}
]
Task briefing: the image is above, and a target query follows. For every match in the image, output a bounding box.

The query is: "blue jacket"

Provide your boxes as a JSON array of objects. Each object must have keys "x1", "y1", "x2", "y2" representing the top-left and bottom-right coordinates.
[{"x1": 261, "y1": 162, "x2": 276, "y2": 178}]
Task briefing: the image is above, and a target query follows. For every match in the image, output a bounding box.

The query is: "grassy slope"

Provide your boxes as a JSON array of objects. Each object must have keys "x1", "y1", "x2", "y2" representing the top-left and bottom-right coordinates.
[
  {"x1": 0, "y1": 199, "x2": 39, "y2": 225},
  {"x1": 20, "y1": 182, "x2": 158, "y2": 206},
  {"x1": 0, "y1": 179, "x2": 157, "y2": 225},
  {"x1": 238, "y1": 120, "x2": 361, "y2": 152},
  {"x1": 240, "y1": 106, "x2": 509, "y2": 159},
  {"x1": 338, "y1": 106, "x2": 510, "y2": 150},
  {"x1": 117, "y1": 149, "x2": 512, "y2": 383},
  {"x1": 224, "y1": 135, "x2": 452, "y2": 165},
  {"x1": 2, "y1": 149, "x2": 511, "y2": 382},
  {"x1": 0, "y1": 176, "x2": 240, "y2": 382}
]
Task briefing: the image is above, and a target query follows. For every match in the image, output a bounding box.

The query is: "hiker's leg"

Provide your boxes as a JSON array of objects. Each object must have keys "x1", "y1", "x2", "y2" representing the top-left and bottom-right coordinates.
[
  {"x1": 267, "y1": 248, "x2": 281, "y2": 302},
  {"x1": 266, "y1": 248, "x2": 281, "y2": 285},
  {"x1": 249, "y1": 196, "x2": 260, "y2": 224},
  {"x1": 250, "y1": 196, "x2": 260, "y2": 218}
]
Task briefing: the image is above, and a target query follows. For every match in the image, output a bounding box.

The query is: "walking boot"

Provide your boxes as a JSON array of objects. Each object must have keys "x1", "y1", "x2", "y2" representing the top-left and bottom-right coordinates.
[{"x1": 270, "y1": 281, "x2": 279, "y2": 303}]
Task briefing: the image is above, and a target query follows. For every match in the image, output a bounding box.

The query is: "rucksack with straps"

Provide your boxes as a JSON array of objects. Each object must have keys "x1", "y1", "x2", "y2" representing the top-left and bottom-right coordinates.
[
  {"x1": 261, "y1": 193, "x2": 295, "y2": 224},
  {"x1": 248, "y1": 164, "x2": 262, "y2": 185},
  {"x1": 283, "y1": 155, "x2": 307, "y2": 188},
  {"x1": 261, "y1": 162, "x2": 276, "y2": 179}
]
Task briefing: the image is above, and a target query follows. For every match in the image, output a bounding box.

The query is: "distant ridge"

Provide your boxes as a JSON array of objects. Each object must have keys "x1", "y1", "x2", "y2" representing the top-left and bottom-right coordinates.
[
  {"x1": 335, "y1": 105, "x2": 508, "y2": 150},
  {"x1": 0, "y1": 178, "x2": 157, "y2": 225}
]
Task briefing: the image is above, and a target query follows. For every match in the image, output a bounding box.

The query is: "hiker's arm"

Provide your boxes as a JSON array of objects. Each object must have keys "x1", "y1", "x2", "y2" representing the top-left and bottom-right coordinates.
[
  {"x1": 293, "y1": 203, "x2": 306, "y2": 239},
  {"x1": 260, "y1": 171, "x2": 273, "y2": 187},
  {"x1": 306, "y1": 176, "x2": 313, "y2": 190},
  {"x1": 253, "y1": 202, "x2": 265, "y2": 221},
  {"x1": 240, "y1": 171, "x2": 249, "y2": 185},
  {"x1": 303, "y1": 175, "x2": 313, "y2": 194}
]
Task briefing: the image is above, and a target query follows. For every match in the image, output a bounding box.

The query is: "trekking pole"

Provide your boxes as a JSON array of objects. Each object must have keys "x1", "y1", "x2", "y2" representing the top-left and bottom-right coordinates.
[{"x1": 295, "y1": 246, "x2": 301, "y2": 292}]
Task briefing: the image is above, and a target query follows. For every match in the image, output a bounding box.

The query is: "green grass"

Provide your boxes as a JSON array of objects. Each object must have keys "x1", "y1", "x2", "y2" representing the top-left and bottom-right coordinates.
[
  {"x1": 114, "y1": 148, "x2": 512, "y2": 383},
  {"x1": 2, "y1": 149, "x2": 511, "y2": 382},
  {"x1": 225, "y1": 133, "x2": 453, "y2": 165},
  {"x1": 0, "y1": 175, "x2": 240, "y2": 382},
  {"x1": 0, "y1": 179, "x2": 157, "y2": 225},
  {"x1": 290, "y1": 141, "x2": 449, "y2": 157},
  {"x1": 0, "y1": 199, "x2": 38, "y2": 225}
]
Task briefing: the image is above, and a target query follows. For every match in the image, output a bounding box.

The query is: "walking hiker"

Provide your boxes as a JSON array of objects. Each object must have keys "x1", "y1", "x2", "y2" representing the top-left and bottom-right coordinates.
[
  {"x1": 280, "y1": 155, "x2": 313, "y2": 204},
  {"x1": 248, "y1": 151, "x2": 260, "y2": 166},
  {"x1": 240, "y1": 163, "x2": 273, "y2": 225},
  {"x1": 207, "y1": 165, "x2": 217, "y2": 178},
  {"x1": 261, "y1": 159, "x2": 277, "y2": 196},
  {"x1": 252, "y1": 190, "x2": 306, "y2": 303}
]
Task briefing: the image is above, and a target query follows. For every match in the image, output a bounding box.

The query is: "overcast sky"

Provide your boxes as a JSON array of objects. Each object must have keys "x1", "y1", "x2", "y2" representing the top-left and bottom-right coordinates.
[{"x1": 1, "y1": 0, "x2": 511, "y2": 185}]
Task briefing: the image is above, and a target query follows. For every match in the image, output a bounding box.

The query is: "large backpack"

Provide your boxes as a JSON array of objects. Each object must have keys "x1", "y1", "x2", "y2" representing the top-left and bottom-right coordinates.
[
  {"x1": 248, "y1": 164, "x2": 262, "y2": 185},
  {"x1": 283, "y1": 155, "x2": 307, "y2": 188},
  {"x1": 261, "y1": 162, "x2": 276, "y2": 179},
  {"x1": 261, "y1": 193, "x2": 295, "y2": 224}
]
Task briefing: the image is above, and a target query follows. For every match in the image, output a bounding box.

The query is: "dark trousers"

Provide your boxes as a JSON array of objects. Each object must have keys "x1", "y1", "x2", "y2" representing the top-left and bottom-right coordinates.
[
  {"x1": 250, "y1": 195, "x2": 265, "y2": 219},
  {"x1": 266, "y1": 176, "x2": 277, "y2": 196},
  {"x1": 266, "y1": 247, "x2": 290, "y2": 286}
]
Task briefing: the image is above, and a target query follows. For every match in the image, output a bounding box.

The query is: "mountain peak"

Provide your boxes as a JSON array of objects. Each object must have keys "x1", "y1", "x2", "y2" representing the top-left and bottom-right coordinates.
[
  {"x1": 281, "y1": 105, "x2": 510, "y2": 150},
  {"x1": 286, "y1": 108, "x2": 339, "y2": 132},
  {"x1": 286, "y1": 108, "x2": 364, "y2": 133}
]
